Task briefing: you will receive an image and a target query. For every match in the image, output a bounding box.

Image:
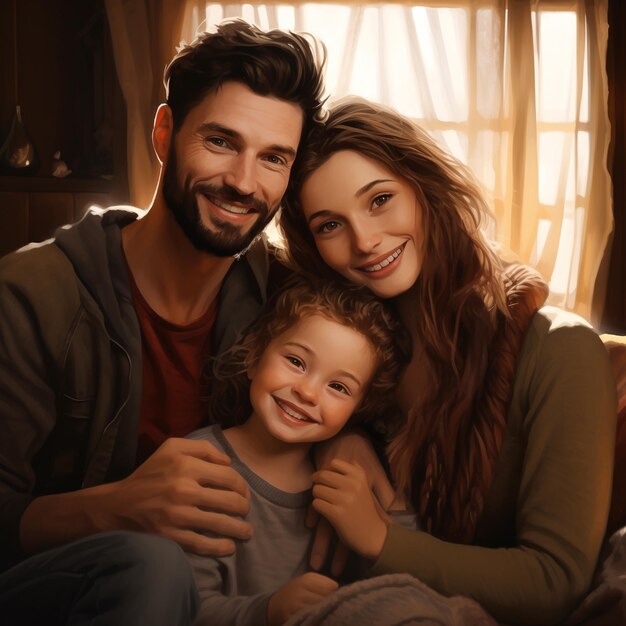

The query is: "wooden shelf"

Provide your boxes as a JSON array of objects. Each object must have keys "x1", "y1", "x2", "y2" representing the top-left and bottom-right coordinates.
[{"x1": 0, "y1": 175, "x2": 113, "y2": 193}]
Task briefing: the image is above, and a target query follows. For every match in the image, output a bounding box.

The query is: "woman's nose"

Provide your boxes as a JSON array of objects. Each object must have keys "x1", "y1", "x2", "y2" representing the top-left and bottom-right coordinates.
[{"x1": 351, "y1": 222, "x2": 382, "y2": 254}]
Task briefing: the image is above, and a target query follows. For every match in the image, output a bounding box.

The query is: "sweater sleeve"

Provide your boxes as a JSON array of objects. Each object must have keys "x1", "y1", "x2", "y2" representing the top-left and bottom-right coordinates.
[
  {"x1": 0, "y1": 253, "x2": 63, "y2": 569},
  {"x1": 368, "y1": 320, "x2": 617, "y2": 625},
  {"x1": 187, "y1": 551, "x2": 271, "y2": 626}
]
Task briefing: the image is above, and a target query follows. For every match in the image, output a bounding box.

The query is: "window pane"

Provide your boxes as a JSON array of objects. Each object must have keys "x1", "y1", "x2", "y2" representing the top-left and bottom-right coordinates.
[
  {"x1": 539, "y1": 132, "x2": 566, "y2": 205},
  {"x1": 537, "y1": 11, "x2": 577, "y2": 122},
  {"x1": 577, "y1": 131, "x2": 589, "y2": 197},
  {"x1": 476, "y1": 8, "x2": 503, "y2": 120},
  {"x1": 410, "y1": 7, "x2": 468, "y2": 121}
]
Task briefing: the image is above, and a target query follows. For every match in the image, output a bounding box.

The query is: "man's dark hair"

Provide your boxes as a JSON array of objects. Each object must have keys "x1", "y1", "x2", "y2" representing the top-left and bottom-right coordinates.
[{"x1": 164, "y1": 19, "x2": 326, "y2": 135}]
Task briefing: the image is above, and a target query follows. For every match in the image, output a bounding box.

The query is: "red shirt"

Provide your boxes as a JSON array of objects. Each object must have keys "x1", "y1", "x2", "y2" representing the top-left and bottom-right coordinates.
[{"x1": 127, "y1": 270, "x2": 217, "y2": 465}]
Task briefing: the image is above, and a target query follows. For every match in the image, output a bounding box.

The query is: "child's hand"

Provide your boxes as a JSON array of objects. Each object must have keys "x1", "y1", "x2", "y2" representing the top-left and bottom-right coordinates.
[
  {"x1": 267, "y1": 572, "x2": 338, "y2": 625},
  {"x1": 308, "y1": 430, "x2": 395, "y2": 575},
  {"x1": 312, "y1": 459, "x2": 388, "y2": 561}
]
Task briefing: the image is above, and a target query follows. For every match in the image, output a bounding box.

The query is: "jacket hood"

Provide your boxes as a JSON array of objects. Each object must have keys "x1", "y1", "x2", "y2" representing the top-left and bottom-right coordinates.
[
  {"x1": 53, "y1": 205, "x2": 271, "y2": 348},
  {"x1": 54, "y1": 206, "x2": 144, "y2": 343}
]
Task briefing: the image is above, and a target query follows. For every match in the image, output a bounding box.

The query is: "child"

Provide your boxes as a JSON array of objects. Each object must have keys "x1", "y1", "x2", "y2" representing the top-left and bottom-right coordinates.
[{"x1": 186, "y1": 276, "x2": 411, "y2": 626}]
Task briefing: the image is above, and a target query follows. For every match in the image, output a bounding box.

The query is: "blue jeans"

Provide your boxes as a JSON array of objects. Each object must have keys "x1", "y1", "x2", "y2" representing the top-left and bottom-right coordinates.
[{"x1": 0, "y1": 531, "x2": 199, "y2": 625}]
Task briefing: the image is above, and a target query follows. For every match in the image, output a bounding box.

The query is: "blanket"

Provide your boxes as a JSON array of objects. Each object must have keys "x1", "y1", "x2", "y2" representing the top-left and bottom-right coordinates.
[
  {"x1": 284, "y1": 528, "x2": 626, "y2": 626},
  {"x1": 566, "y1": 527, "x2": 626, "y2": 625},
  {"x1": 285, "y1": 573, "x2": 497, "y2": 626}
]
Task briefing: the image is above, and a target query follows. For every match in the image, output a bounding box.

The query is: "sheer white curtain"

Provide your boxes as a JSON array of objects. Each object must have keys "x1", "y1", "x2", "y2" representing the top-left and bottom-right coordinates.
[
  {"x1": 105, "y1": 0, "x2": 187, "y2": 209},
  {"x1": 177, "y1": 1, "x2": 612, "y2": 322}
]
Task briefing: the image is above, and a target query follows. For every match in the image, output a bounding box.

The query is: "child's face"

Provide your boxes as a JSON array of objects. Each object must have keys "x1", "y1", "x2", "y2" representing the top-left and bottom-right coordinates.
[{"x1": 248, "y1": 314, "x2": 377, "y2": 444}]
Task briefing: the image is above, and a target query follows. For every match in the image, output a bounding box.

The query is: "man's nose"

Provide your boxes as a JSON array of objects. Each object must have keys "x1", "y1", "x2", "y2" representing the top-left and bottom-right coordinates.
[{"x1": 224, "y1": 152, "x2": 258, "y2": 197}]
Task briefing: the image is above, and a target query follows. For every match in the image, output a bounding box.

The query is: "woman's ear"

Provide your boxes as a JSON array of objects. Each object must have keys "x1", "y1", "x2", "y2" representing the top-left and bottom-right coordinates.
[{"x1": 153, "y1": 104, "x2": 174, "y2": 164}]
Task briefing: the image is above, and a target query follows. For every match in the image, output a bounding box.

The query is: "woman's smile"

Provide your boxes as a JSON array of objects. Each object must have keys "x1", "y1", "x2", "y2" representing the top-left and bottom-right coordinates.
[{"x1": 356, "y1": 242, "x2": 407, "y2": 276}]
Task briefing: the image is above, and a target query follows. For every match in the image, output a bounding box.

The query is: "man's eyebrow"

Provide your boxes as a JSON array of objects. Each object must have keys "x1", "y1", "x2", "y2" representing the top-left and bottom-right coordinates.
[
  {"x1": 197, "y1": 122, "x2": 241, "y2": 140},
  {"x1": 268, "y1": 143, "x2": 297, "y2": 160},
  {"x1": 307, "y1": 179, "x2": 393, "y2": 224},
  {"x1": 197, "y1": 122, "x2": 296, "y2": 160}
]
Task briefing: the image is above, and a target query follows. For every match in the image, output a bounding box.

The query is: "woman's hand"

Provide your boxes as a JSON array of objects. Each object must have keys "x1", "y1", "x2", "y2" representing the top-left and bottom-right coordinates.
[
  {"x1": 267, "y1": 572, "x2": 338, "y2": 626},
  {"x1": 312, "y1": 459, "x2": 389, "y2": 561}
]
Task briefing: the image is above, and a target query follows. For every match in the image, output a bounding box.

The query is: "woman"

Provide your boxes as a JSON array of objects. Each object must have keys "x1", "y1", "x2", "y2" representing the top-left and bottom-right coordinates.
[{"x1": 279, "y1": 98, "x2": 617, "y2": 625}]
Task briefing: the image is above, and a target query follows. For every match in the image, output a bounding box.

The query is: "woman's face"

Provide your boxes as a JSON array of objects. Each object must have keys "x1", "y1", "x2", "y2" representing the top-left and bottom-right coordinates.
[{"x1": 299, "y1": 150, "x2": 425, "y2": 299}]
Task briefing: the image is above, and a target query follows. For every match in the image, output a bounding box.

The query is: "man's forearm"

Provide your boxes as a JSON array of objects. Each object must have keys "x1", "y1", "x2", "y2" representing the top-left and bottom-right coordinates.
[{"x1": 19, "y1": 482, "x2": 118, "y2": 554}]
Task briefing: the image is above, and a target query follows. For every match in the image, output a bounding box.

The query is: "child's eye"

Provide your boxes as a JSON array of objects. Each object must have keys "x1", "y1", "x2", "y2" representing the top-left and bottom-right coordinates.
[
  {"x1": 285, "y1": 356, "x2": 304, "y2": 370},
  {"x1": 372, "y1": 193, "x2": 392, "y2": 208},
  {"x1": 329, "y1": 382, "x2": 350, "y2": 395}
]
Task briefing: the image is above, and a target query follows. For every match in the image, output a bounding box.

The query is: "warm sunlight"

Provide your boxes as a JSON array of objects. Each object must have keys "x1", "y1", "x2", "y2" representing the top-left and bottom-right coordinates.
[{"x1": 182, "y1": 2, "x2": 609, "y2": 318}]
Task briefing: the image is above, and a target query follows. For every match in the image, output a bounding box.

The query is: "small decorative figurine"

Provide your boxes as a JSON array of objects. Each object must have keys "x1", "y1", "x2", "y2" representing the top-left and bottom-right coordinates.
[{"x1": 51, "y1": 150, "x2": 71, "y2": 178}]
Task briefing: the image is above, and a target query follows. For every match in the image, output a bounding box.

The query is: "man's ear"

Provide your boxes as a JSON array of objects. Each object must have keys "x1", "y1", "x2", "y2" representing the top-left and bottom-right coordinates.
[{"x1": 153, "y1": 104, "x2": 174, "y2": 164}]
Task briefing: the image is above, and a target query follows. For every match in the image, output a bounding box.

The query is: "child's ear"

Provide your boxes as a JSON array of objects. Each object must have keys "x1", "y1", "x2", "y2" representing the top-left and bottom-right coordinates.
[{"x1": 246, "y1": 358, "x2": 257, "y2": 381}]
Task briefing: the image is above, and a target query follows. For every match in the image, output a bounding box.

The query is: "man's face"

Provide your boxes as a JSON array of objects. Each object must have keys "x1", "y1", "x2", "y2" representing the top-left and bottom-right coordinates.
[{"x1": 162, "y1": 81, "x2": 304, "y2": 256}]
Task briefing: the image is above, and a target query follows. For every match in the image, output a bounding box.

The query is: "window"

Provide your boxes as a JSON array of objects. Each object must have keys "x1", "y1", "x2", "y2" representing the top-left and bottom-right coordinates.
[{"x1": 182, "y1": 1, "x2": 612, "y2": 320}]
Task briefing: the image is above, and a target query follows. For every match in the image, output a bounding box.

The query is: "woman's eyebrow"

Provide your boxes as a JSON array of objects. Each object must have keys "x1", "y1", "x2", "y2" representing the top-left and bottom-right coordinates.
[
  {"x1": 307, "y1": 209, "x2": 332, "y2": 224},
  {"x1": 355, "y1": 179, "x2": 392, "y2": 197}
]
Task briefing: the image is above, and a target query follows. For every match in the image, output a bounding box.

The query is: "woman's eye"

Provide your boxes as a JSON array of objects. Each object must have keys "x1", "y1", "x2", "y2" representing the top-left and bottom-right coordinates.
[
  {"x1": 372, "y1": 193, "x2": 392, "y2": 208},
  {"x1": 329, "y1": 382, "x2": 349, "y2": 395},
  {"x1": 317, "y1": 220, "x2": 340, "y2": 234}
]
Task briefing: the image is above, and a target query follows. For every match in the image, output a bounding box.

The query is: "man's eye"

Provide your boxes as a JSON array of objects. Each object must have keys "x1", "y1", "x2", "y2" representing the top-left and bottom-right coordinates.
[
  {"x1": 265, "y1": 154, "x2": 286, "y2": 166},
  {"x1": 206, "y1": 136, "x2": 229, "y2": 148}
]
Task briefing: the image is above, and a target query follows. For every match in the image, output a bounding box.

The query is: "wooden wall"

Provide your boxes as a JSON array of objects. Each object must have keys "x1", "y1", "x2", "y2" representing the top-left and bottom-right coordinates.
[{"x1": 0, "y1": 0, "x2": 127, "y2": 255}]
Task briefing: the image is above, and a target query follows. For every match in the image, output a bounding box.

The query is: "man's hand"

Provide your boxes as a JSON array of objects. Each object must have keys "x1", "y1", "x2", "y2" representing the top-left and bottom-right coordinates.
[
  {"x1": 267, "y1": 572, "x2": 338, "y2": 626},
  {"x1": 312, "y1": 459, "x2": 388, "y2": 561},
  {"x1": 106, "y1": 437, "x2": 252, "y2": 555},
  {"x1": 20, "y1": 437, "x2": 252, "y2": 556},
  {"x1": 308, "y1": 430, "x2": 394, "y2": 574}
]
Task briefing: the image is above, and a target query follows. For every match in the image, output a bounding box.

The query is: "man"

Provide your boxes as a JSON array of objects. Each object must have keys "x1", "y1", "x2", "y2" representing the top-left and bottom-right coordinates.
[{"x1": 0, "y1": 20, "x2": 325, "y2": 624}]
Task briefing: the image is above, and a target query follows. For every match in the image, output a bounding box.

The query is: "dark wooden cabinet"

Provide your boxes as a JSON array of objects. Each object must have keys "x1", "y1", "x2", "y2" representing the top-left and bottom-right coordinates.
[
  {"x1": 0, "y1": 0, "x2": 127, "y2": 257},
  {"x1": 0, "y1": 176, "x2": 115, "y2": 256}
]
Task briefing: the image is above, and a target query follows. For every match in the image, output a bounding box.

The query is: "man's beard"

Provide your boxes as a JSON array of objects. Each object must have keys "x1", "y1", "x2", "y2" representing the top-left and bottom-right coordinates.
[{"x1": 162, "y1": 144, "x2": 276, "y2": 257}]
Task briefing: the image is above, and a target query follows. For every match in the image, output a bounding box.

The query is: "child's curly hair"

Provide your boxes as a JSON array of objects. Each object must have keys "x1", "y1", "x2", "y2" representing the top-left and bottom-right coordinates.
[{"x1": 206, "y1": 274, "x2": 412, "y2": 431}]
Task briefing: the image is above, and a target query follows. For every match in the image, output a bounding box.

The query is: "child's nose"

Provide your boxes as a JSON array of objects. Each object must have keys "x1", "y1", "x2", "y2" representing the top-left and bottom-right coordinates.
[{"x1": 293, "y1": 380, "x2": 319, "y2": 405}]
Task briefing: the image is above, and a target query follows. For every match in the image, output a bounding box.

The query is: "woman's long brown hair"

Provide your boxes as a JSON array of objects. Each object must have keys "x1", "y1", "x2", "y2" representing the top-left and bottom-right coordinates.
[{"x1": 280, "y1": 98, "x2": 511, "y2": 543}]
